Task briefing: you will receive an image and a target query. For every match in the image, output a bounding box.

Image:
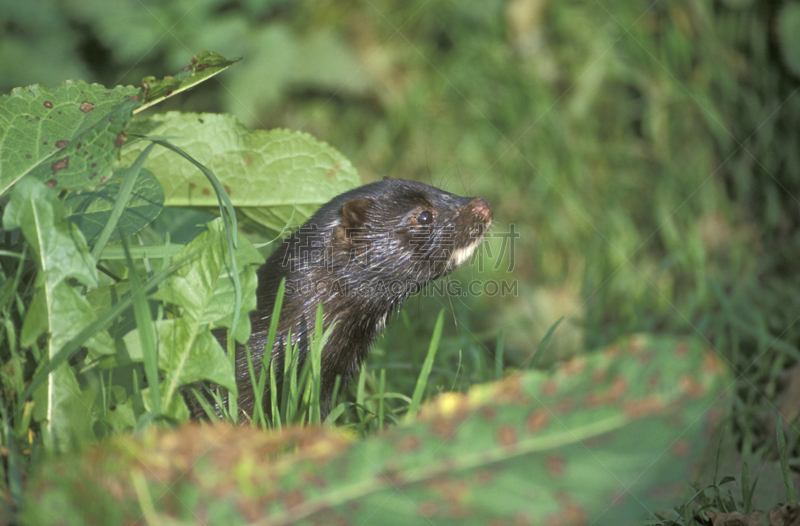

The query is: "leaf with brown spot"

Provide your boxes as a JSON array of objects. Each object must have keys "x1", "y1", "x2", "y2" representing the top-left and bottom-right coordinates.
[
  {"x1": 51, "y1": 158, "x2": 68, "y2": 172},
  {"x1": 19, "y1": 335, "x2": 730, "y2": 525},
  {"x1": 0, "y1": 80, "x2": 141, "y2": 195},
  {"x1": 137, "y1": 51, "x2": 241, "y2": 113}
]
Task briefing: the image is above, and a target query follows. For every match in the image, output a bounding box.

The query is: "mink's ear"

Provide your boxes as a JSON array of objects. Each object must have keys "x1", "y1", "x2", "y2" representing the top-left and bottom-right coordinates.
[{"x1": 335, "y1": 197, "x2": 374, "y2": 242}]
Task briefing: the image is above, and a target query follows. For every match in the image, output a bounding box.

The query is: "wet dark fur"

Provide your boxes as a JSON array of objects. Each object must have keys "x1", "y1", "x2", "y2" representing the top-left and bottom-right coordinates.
[{"x1": 186, "y1": 177, "x2": 492, "y2": 421}]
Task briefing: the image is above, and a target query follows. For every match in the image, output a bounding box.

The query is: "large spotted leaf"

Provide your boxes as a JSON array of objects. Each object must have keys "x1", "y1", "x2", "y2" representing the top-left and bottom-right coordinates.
[
  {"x1": 23, "y1": 335, "x2": 730, "y2": 525},
  {"x1": 0, "y1": 80, "x2": 140, "y2": 196}
]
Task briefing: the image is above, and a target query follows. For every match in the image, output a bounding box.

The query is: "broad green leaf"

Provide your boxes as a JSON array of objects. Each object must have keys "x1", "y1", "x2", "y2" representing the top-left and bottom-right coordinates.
[
  {"x1": 137, "y1": 51, "x2": 242, "y2": 113},
  {"x1": 121, "y1": 218, "x2": 261, "y2": 417},
  {"x1": 35, "y1": 360, "x2": 97, "y2": 450},
  {"x1": 122, "y1": 112, "x2": 360, "y2": 231},
  {"x1": 66, "y1": 166, "x2": 165, "y2": 244},
  {"x1": 150, "y1": 218, "x2": 262, "y2": 342},
  {"x1": 141, "y1": 384, "x2": 189, "y2": 420},
  {"x1": 122, "y1": 318, "x2": 235, "y2": 416},
  {"x1": 3, "y1": 176, "x2": 97, "y2": 289},
  {"x1": 0, "y1": 80, "x2": 141, "y2": 195},
  {"x1": 21, "y1": 335, "x2": 731, "y2": 524},
  {"x1": 23, "y1": 281, "x2": 112, "y2": 451},
  {"x1": 21, "y1": 283, "x2": 114, "y2": 358}
]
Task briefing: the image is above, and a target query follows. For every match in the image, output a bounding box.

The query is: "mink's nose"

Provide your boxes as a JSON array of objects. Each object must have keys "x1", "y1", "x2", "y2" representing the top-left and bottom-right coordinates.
[{"x1": 471, "y1": 198, "x2": 492, "y2": 223}]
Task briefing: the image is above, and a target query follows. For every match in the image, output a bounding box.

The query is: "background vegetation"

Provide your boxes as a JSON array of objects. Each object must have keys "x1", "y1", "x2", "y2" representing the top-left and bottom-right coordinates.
[{"x1": 2, "y1": 0, "x2": 800, "y2": 523}]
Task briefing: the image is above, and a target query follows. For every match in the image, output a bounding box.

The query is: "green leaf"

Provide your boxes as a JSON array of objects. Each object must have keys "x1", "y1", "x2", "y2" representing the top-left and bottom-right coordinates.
[
  {"x1": 123, "y1": 318, "x2": 235, "y2": 416},
  {"x1": 23, "y1": 281, "x2": 113, "y2": 451},
  {"x1": 21, "y1": 335, "x2": 732, "y2": 524},
  {"x1": 0, "y1": 80, "x2": 141, "y2": 195},
  {"x1": 150, "y1": 218, "x2": 262, "y2": 342},
  {"x1": 66, "y1": 166, "x2": 165, "y2": 245},
  {"x1": 137, "y1": 51, "x2": 242, "y2": 113},
  {"x1": 3, "y1": 176, "x2": 97, "y2": 290},
  {"x1": 122, "y1": 112, "x2": 360, "y2": 231},
  {"x1": 121, "y1": 218, "x2": 261, "y2": 417},
  {"x1": 21, "y1": 283, "x2": 114, "y2": 358},
  {"x1": 40, "y1": 360, "x2": 97, "y2": 450}
]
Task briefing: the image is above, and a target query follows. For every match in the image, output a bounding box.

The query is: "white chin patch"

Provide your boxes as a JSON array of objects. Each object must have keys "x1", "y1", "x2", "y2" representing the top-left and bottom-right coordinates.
[{"x1": 449, "y1": 237, "x2": 482, "y2": 268}]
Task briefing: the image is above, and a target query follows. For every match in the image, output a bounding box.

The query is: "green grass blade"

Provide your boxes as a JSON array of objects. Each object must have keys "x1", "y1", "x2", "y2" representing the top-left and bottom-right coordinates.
[
  {"x1": 407, "y1": 309, "x2": 444, "y2": 419},
  {"x1": 120, "y1": 235, "x2": 160, "y2": 415},
  {"x1": 495, "y1": 330, "x2": 505, "y2": 380},
  {"x1": 529, "y1": 317, "x2": 564, "y2": 369},
  {"x1": 140, "y1": 137, "x2": 242, "y2": 347},
  {"x1": 776, "y1": 415, "x2": 797, "y2": 501},
  {"x1": 90, "y1": 142, "x2": 156, "y2": 260}
]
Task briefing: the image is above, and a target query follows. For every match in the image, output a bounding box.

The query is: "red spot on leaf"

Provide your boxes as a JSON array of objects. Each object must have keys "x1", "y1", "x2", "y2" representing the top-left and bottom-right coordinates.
[
  {"x1": 283, "y1": 489, "x2": 304, "y2": 508},
  {"x1": 592, "y1": 368, "x2": 607, "y2": 383},
  {"x1": 562, "y1": 357, "x2": 586, "y2": 376},
  {"x1": 224, "y1": 184, "x2": 231, "y2": 195},
  {"x1": 189, "y1": 182, "x2": 197, "y2": 190},
  {"x1": 678, "y1": 374, "x2": 705, "y2": 398},
  {"x1": 45, "y1": 180, "x2": 57, "y2": 188},
  {"x1": 114, "y1": 133, "x2": 127, "y2": 148},
  {"x1": 51, "y1": 158, "x2": 69, "y2": 172},
  {"x1": 55, "y1": 140, "x2": 69, "y2": 148},
  {"x1": 476, "y1": 469, "x2": 494, "y2": 485},
  {"x1": 541, "y1": 380, "x2": 558, "y2": 396},
  {"x1": 43, "y1": 100, "x2": 54, "y2": 108},
  {"x1": 526, "y1": 409, "x2": 549, "y2": 433},
  {"x1": 553, "y1": 399, "x2": 574, "y2": 414},
  {"x1": 544, "y1": 455, "x2": 565, "y2": 477},
  {"x1": 396, "y1": 435, "x2": 421, "y2": 453},
  {"x1": 79, "y1": 101, "x2": 96, "y2": 113},
  {"x1": 496, "y1": 425, "x2": 517, "y2": 447},
  {"x1": 418, "y1": 501, "x2": 438, "y2": 516},
  {"x1": 202, "y1": 188, "x2": 211, "y2": 196},
  {"x1": 624, "y1": 397, "x2": 663, "y2": 418}
]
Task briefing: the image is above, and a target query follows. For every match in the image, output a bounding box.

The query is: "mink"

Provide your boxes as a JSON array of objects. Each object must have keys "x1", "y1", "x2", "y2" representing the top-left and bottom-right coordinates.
[{"x1": 185, "y1": 177, "x2": 492, "y2": 421}]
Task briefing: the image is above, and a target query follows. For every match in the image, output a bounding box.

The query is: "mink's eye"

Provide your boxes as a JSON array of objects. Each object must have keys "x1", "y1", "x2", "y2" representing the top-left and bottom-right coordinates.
[{"x1": 417, "y1": 210, "x2": 433, "y2": 225}]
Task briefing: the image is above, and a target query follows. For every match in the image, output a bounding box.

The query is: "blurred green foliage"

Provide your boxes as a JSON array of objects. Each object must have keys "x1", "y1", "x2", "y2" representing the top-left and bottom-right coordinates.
[{"x1": 2, "y1": 0, "x2": 799, "y2": 501}]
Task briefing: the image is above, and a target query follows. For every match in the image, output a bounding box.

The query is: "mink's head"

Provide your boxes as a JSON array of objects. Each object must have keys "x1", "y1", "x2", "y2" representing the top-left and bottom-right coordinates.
[{"x1": 312, "y1": 177, "x2": 493, "y2": 297}]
